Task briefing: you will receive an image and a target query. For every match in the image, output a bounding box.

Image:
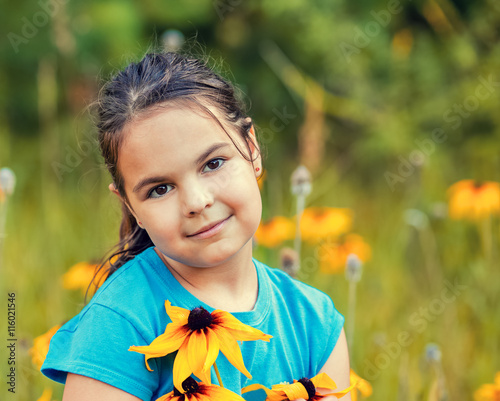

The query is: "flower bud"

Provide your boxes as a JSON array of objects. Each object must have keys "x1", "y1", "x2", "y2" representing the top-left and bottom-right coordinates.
[
  {"x1": 404, "y1": 208, "x2": 428, "y2": 230},
  {"x1": 345, "y1": 253, "x2": 363, "y2": 283},
  {"x1": 291, "y1": 165, "x2": 312, "y2": 197},
  {"x1": 431, "y1": 202, "x2": 448, "y2": 220},
  {"x1": 425, "y1": 343, "x2": 441, "y2": 364},
  {"x1": 162, "y1": 29, "x2": 185, "y2": 52},
  {"x1": 0, "y1": 168, "x2": 16, "y2": 197},
  {"x1": 280, "y1": 247, "x2": 299, "y2": 277}
]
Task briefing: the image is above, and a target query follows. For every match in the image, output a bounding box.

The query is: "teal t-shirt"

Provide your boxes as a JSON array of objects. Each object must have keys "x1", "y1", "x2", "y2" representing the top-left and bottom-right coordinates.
[{"x1": 42, "y1": 247, "x2": 344, "y2": 400}]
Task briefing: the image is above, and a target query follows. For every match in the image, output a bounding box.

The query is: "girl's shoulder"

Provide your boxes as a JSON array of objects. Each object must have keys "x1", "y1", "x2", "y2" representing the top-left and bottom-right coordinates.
[
  {"x1": 67, "y1": 247, "x2": 174, "y2": 337},
  {"x1": 42, "y1": 247, "x2": 168, "y2": 399}
]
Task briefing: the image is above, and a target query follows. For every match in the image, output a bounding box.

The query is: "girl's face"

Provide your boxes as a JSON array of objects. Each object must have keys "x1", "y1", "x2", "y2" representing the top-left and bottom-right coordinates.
[{"x1": 114, "y1": 106, "x2": 262, "y2": 269}]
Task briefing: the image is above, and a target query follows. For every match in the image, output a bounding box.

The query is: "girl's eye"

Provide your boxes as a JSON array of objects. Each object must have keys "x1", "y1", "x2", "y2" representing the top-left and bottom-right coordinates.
[
  {"x1": 148, "y1": 184, "x2": 173, "y2": 199},
  {"x1": 203, "y1": 158, "x2": 225, "y2": 172}
]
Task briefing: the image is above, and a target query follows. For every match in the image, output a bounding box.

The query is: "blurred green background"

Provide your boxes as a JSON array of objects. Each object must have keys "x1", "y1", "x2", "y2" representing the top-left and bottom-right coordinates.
[{"x1": 1, "y1": 0, "x2": 499, "y2": 400}]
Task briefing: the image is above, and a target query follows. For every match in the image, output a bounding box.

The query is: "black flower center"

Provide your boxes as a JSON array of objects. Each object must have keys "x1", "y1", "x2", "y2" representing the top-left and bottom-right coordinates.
[
  {"x1": 298, "y1": 378, "x2": 316, "y2": 400},
  {"x1": 173, "y1": 377, "x2": 199, "y2": 396},
  {"x1": 473, "y1": 180, "x2": 484, "y2": 189},
  {"x1": 187, "y1": 307, "x2": 213, "y2": 331}
]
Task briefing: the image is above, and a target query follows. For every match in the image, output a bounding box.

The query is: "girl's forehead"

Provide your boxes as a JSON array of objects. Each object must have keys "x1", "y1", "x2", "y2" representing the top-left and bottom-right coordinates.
[
  {"x1": 123, "y1": 103, "x2": 238, "y2": 142},
  {"x1": 119, "y1": 105, "x2": 247, "y2": 165}
]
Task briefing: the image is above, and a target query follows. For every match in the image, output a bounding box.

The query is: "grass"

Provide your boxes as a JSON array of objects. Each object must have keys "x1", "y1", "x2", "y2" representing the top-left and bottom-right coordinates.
[{"x1": 1, "y1": 134, "x2": 498, "y2": 401}]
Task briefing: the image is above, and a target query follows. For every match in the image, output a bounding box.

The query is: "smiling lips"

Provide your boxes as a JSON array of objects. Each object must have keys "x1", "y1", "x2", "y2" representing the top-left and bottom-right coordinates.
[{"x1": 187, "y1": 216, "x2": 231, "y2": 239}]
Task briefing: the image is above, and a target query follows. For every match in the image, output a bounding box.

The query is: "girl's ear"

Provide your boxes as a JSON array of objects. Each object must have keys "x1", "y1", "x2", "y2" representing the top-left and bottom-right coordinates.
[
  {"x1": 108, "y1": 183, "x2": 144, "y2": 228},
  {"x1": 108, "y1": 183, "x2": 121, "y2": 199},
  {"x1": 247, "y1": 125, "x2": 262, "y2": 176}
]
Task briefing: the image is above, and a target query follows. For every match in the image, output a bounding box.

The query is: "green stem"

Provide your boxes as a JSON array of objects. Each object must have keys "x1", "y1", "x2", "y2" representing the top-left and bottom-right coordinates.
[
  {"x1": 347, "y1": 280, "x2": 357, "y2": 349},
  {"x1": 294, "y1": 194, "x2": 305, "y2": 267},
  {"x1": 0, "y1": 199, "x2": 8, "y2": 271},
  {"x1": 417, "y1": 225, "x2": 441, "y2": 291},
  {"x1": 213, "y1": 362, "x2": 223, "y2": 388},
  {"x1": 479, "y1": 216, "x2": 493, "y2": 265}
]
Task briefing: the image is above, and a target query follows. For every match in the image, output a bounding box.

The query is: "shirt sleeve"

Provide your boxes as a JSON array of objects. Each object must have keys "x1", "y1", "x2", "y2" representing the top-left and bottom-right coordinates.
[
  {"x1": 316, "y1": 296, "x2": 345, "y2": 373},
  {"x1": 41, "y1": 303, "x2": 159, "y2": 401}
]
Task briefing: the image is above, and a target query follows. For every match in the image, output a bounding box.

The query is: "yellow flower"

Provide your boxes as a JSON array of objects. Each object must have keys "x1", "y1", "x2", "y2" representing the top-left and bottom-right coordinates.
[
  {"x1": 29, "y1": 325, "x2": 61, "y2": 370},
  {"x1": 156, "y1": 377, "x2": 245, "y2": 401},
  {"x1": 300, "y1": 207, "x2": 352, "y2": 243},
  {"x1": 36, "y1": 388, "x2": 55, "y2": 401},
  {"x1": 62, "y1": 262, "x2": 99, "y2": 294},
  {"x1": 349, "y1": 370, "x2": 372, "y2": 401},
  {"x1": 319, "y1": 234, "x2": 371, "y2": 274},
  {"x1": 474, "y1": 372, "x2": 500, "y2": 401},
  {"x1": 254, "y1": 216, "x2": 295, "y2": 248},
  {"x1": 0, "y1": 185, "x2": 5, "y2": 203},
  {"x1": 392, "y1": 28, "x2": 413, "y2": 60},
  {"x1": 129, "y1": 301, "x2": 272, "y2": 392},
  {"x1": 242, "y1": 372, "x2": 354, "y2": 400},
  {"x1": 448, "y1": 180, "x2": 500, "y2": 220},
  {"x1": 62, "y1": 259, "x2": 111, "y2": 294}
]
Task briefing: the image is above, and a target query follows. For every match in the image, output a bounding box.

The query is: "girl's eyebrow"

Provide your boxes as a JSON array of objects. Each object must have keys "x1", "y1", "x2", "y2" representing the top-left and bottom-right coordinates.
[
  {"x1": 195, "y1": 142, "x2": 230, "y2": 165},
  {"x1": 132, "y1": 142, "x2": 231, "y2": 194}
]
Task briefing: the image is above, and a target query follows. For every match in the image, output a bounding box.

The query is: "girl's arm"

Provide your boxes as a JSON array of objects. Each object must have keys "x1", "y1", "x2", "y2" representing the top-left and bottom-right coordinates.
[
  {"x1": 63, "y1": 373, "x2": 142, "y2": 401},
  {"x1": 317, "y1": 327, "x2": 352, "y2": 400}
]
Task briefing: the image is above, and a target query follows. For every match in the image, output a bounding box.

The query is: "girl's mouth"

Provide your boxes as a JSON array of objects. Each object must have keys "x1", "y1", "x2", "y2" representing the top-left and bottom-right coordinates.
[{"x1": 187, "y1": 216, "x2": 232, "y2": 239}]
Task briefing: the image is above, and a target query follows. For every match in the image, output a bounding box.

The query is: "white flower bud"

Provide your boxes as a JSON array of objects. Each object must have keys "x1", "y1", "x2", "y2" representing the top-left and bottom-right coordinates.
[
  {"x1": 345, "y1": 253, "x2": 363, "y2": 283},
  {"x1": 291, "y1": 165, "x2": 312, "y2": 197},
  {"x1": 162, "y1": 29, "x2": 185, "y2": 52},
  {"x1": 0, "y1": 168, "x2": 16, "y2": 197},
  {"x1": 404, "y1": 208, "x2": 428, "y2": 230},
  {"x1": 425, "y1": 343, "x2": 442, "y2": 364}
]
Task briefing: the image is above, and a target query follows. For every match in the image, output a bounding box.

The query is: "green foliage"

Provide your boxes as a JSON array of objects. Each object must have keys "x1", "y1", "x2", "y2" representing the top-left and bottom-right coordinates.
[{"x1": 1, "y1": 0, "x2": 499, "y2": 399}]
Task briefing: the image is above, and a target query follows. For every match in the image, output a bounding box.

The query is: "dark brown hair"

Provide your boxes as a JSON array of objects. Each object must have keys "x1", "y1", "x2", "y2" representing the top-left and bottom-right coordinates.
[{"x1": 87, "y1": 52, "x2": 260, "y2": 299}]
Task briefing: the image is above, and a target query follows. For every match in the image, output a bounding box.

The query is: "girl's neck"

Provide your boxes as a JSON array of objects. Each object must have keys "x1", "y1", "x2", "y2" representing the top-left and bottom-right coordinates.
[{"x1": 154, "y1": 245, "x2": 258, "y2": 313}]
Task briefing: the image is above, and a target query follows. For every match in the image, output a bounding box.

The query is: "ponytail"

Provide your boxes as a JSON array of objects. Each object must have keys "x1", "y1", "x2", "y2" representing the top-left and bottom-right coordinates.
[{"x1": 86, "y1": 198, "x2": 154, "y2": 303}]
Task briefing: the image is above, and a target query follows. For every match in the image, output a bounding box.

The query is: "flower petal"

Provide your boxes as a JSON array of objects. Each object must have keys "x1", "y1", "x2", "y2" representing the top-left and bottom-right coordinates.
[
  {"x1": 165, "y1": 300, "x2": 190, "y2": 324},
  {"x1": 349, "y1": 369, "x2": 372, "y2": 397},
  {"x1": 241, "y1": 383, "x2": 272, "y2": 395},
  {"x1": 198, "y1": 383, "x2": 247, "y2": 401},
  {"x1": 203, "y1": 328, "x2": 220, "y2": 372},
  {"x1": 155, "y1": 391, "x2": 176, "y2": 401},
  {"x1": 281, "y1": 382, "x2": 309, "y2": 400},
  {"x1": 241, "y1": 383, "x2": 287, "y2": 401},
  {"x1": 495, "y1": 372, "x2": 500, "y2": 386},
  {"x1": 187, "y1": 330, "x2": 211, "y2": 385},
  {"x1": 316, "y1": 384, "x2": 356, "y2": 399},
  {"x1": 311, "y1": 372, "x2": 337, "y2": 390},
  {"x1": 129, "y1": 326, "x2": 190, "y2": 371},
  {"x1": 173, "y1": 342, "x2": 194, "y2": 393},
  {"x1": 212, "y1": 310, "x2": 272, "y2": 341},
  {"x1": 212, "y1": 325, "x2": 252, "y2": 378}
]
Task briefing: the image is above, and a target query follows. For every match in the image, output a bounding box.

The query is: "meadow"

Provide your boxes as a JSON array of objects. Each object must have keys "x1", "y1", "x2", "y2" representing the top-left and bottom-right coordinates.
[{"x1": 1, "y1": 0, "x2": 499, "y2": 400}]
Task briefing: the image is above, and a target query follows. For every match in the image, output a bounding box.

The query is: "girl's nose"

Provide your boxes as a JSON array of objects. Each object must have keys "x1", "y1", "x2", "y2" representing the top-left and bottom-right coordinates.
[{"x1": 181, "y1": 180, "x2": 215, "y2": 216}]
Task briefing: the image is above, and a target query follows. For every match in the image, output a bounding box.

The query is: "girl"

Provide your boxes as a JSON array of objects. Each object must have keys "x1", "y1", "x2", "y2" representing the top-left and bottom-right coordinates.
[{"x1": 42, "y1": 52, "x2": 351, "y2": 401}]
